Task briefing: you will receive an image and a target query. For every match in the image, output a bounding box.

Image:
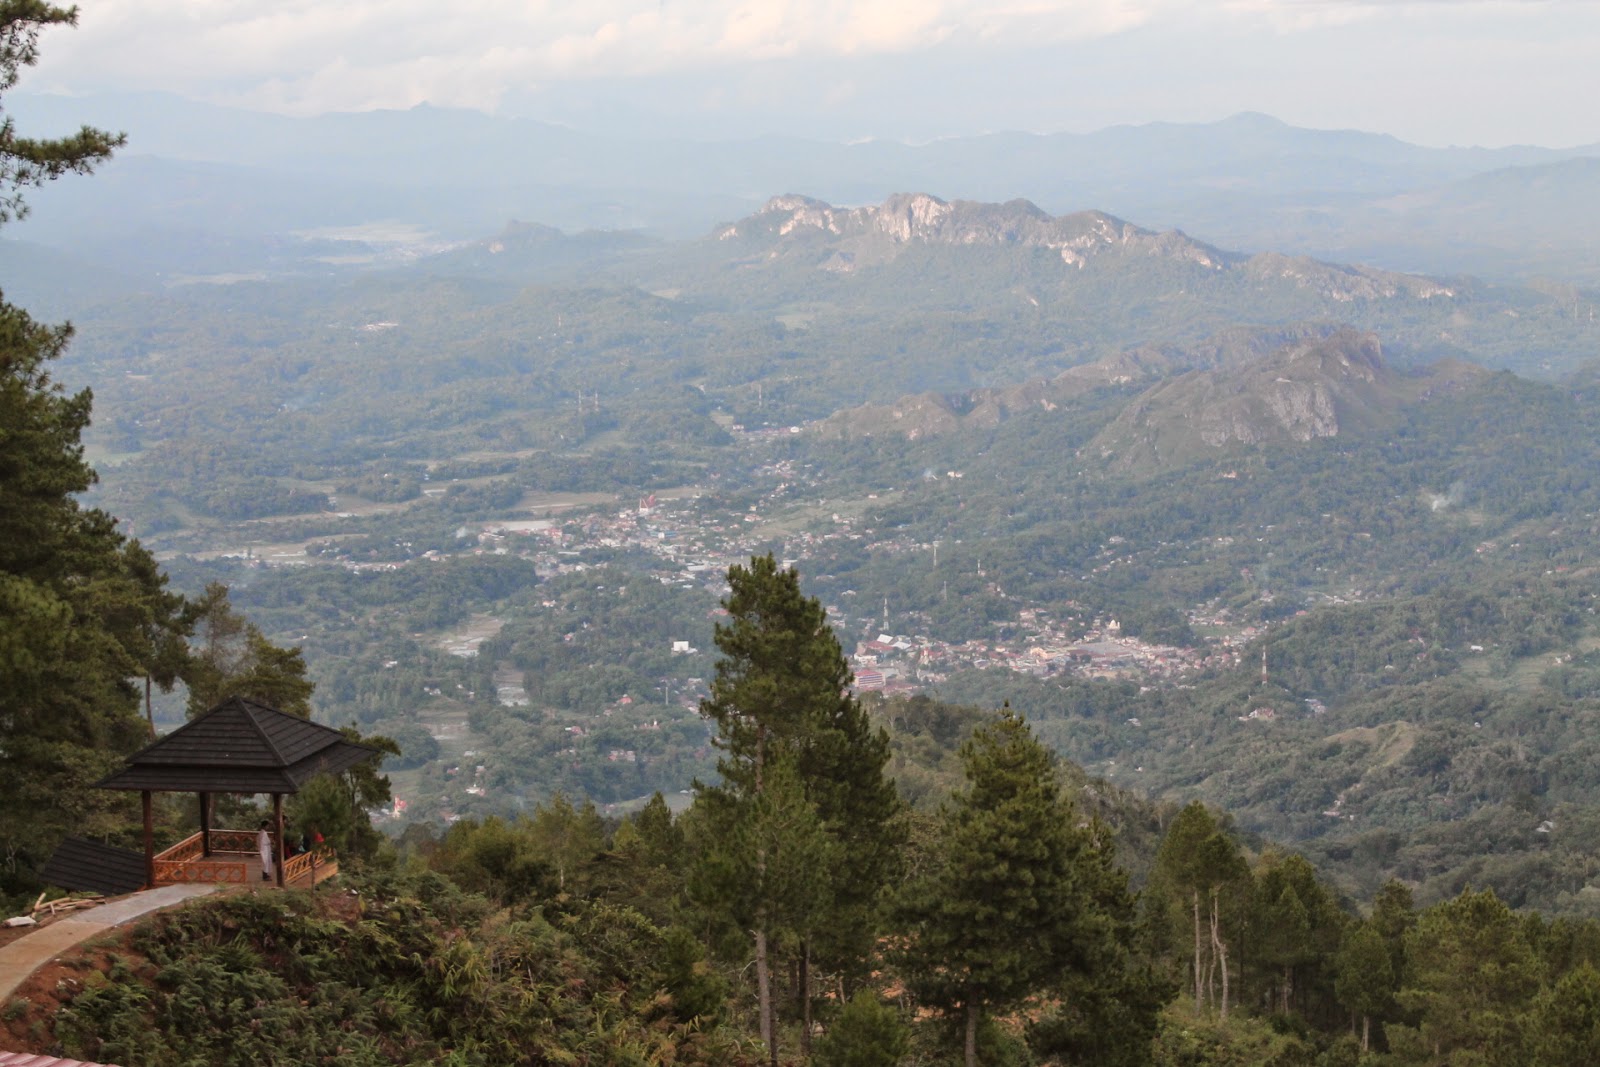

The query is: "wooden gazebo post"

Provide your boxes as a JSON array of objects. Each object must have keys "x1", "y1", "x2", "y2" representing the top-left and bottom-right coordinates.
[
  {"x1": 199, "y1": 791, "x2": 212, "y2": 857},
  {"x1": 273, "y1": 793, "x2": 286, "y2": 888}
]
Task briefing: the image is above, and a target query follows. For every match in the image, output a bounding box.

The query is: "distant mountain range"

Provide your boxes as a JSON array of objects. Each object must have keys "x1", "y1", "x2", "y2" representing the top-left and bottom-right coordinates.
[
  {"x1": 40, "y1": 190, "x2": 1600, "y2": 484},
  {"x1": 717, "y1": 193, "x2": 1457, "y2": 301},
  {"x1": 7, "y1": 92, "x2": 1600, "y2": 286}
]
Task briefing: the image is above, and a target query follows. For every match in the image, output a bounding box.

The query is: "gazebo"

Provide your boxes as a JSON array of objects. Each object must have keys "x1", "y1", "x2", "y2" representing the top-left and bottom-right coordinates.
[{"x1": 95, "y1": 696, "x2": 378, "y2": 889}]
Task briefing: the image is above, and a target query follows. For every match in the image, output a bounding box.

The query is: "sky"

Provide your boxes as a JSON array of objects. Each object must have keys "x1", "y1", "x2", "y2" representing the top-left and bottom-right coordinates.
[{"x1": 23, "y1": 1, "x2": 1600, "y2": 147}]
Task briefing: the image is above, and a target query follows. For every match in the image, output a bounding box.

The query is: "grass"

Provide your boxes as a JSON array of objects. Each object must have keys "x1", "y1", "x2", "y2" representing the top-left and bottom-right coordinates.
[
  {"x1": 752, "y1": 489, "x2": 903, "y2": 538},
  {"x1": 1458, "y1": 648, "x2": 1562, "y2": 694},
  {"x1": 1324, "y1": 721, "x2": 1419, "y2": 772}
]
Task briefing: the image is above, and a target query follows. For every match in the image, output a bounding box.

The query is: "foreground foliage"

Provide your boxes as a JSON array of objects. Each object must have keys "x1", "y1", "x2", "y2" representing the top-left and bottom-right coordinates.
[
  {"x1": 49, "y1": 869, "x2": 758, "y2": 1067},
  {"x1": 0, "y1": 0, "x2": 180, "y2": 897}
]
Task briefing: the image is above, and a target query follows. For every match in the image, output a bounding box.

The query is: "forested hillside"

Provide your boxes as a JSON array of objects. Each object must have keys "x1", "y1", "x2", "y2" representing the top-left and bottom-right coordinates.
[
  {"x1": 13, "y1": 696, "x2": 1600, "y2": 1067},
  {"x1": 43, "y1": 215, "x2": 1600, "y2": 916}
]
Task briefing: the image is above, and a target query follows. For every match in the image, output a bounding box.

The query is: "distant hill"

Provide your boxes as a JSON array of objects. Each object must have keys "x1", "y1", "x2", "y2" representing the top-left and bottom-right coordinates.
[
  {"x1": 1086, "y1": 330, "x2": 1485, "y2": 473},
  {"x1": 50, "y1": 189, "x2": 1600, "y2": 531},
  {"x1": 680, "y1": 193, "x2": 1590, "y2": 383},
  {"x1": 815, "y1": 324, "x2": 1345, "y2": 440},
  {"x1": 718, "y1": 192, "x2": 1458, "y2": 300},
  {"x1": 813, "y1": 326, "x2": 1487, "y2": 474},
  {"x1": 715, "y1": 193, "x2": 1231, "y2": 272}
]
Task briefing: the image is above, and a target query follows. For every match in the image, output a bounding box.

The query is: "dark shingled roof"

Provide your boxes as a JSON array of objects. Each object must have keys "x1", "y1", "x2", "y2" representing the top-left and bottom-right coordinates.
[
  {"x1": 97, "y1": 697, "x2": 378, "y2": 794},
  {"x1": 40, "y1": 837, "x2": 147, "y2": 896}
]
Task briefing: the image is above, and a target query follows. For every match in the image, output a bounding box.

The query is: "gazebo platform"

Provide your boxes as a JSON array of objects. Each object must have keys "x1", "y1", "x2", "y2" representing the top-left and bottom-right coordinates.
[{"x1": 151, "y1": 829, "x2": 339, "y2": 889}]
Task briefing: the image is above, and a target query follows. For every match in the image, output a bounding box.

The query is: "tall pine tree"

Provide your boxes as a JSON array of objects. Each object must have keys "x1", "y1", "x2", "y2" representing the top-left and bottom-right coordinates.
[
  {"x1": 897, "y1": 711, "x2": 1140, "y2": 1067},
  {"x1": 0, "y1": 2, "x2": 187, "y2": 902},
  {"x1": 691, "y1": 554, "x2": 901, "y2": 1066}
]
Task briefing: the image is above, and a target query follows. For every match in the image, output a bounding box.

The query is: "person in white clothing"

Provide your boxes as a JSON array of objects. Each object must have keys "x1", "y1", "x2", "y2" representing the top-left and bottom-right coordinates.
[{"x1": 257, "y1": 820, "x2": 274, "y2": 882}]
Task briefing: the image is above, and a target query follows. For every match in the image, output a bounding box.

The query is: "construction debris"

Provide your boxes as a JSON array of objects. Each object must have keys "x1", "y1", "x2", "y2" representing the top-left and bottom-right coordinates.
[
  {"x1": 4, "y1": 893, "x2": 107, "y2": 927},
  {"x1": 32, "y1": 894, "x2": 105, "y2": 917}
]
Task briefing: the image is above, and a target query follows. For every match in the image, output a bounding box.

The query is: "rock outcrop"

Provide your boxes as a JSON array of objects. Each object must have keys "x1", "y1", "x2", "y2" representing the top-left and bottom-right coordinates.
[{"x1": 718, "y1": 192, "x2": 1230, "y2": 270}]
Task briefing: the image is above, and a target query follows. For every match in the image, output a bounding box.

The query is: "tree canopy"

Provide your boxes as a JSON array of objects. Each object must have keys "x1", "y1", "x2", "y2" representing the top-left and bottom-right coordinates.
[
  {"x1": 0, "y1": 1, "x2": 175, "y2": 898},
  {"x1": 897, "y1": 710, "x2": 1154, "y2": 1067},
  {"x1": 691, "y1": 554, "x2": 902, "y2": 1065}
]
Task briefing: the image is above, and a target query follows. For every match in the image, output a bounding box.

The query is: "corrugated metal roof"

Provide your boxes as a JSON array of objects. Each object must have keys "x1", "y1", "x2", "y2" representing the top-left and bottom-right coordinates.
[{"x1": 0, "y1": 1052, "x2": 123, "y2": 1067}]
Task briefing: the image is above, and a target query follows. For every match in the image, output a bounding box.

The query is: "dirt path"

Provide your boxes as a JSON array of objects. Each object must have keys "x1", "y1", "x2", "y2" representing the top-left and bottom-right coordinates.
[{"x1": 0, "y1": 885, "x2": 217, "y2": 1006}]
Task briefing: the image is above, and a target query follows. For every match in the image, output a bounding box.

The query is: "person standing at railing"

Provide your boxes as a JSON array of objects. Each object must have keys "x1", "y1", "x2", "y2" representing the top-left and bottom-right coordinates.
[{"x1": 257, "y1": 820, "x2": 274, "y2": 882}]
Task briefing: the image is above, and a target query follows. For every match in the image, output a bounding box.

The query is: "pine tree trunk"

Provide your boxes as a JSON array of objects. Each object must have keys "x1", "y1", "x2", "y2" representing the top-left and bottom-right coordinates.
[
  {"x1": 799, "y1": 940, "x2": 813, "y2": 1057},
  {"x1": 755, "y1": 728, "x2": 767, "y2": 793},
  {"x1": 1193, "y1": 888, "x2": 1205, "y2": 1011},
  {"x1": 755, "y1": 923, "x2": 775, "y2": 1067},
  {"x1": 754, "y1": 726, "x2": 774, "y2": 1067},
  {"x1": 965, "y1": 1000, "x2": 980, "y2": 1067},
  {"x1": 1281, "y1": 965, "x2": 1293, "y2": 1015},
  {"x1": 1362, "y1": 1014, "x2": 1370, "y2": 1053}
]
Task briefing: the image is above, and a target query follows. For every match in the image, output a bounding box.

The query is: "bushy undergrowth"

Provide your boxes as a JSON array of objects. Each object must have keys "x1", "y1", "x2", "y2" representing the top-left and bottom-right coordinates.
[{"x1": 53, "y1": 869, "x2": 758, "y2": 1067}]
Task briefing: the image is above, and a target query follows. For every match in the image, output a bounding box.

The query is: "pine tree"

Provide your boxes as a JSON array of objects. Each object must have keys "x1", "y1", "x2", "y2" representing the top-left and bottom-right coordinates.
[
  {"x1": 1025, "y1": 816, "x2": 1172, "y2": 1067},
  {"x1": 183, "y1": 582, "x2": 315, "y2": 717},
  {"x1": 0, "y1": 2, "x2": 185, "y2": 901},
  {"x1": 692, "y1": 754, "x2": 836, "y2": 1065},
  {"x1": 691, "y1": 555, "x2": 901, "y2": 1066},
  {"x1": 1370, "y1": 878, "x2": 1417, "y2": 988},
  {"x1": 897, "y1": 711, "x2": 1126, "y2": 1067},
  {"x1": 812, "y1": 989, "x2": 909, "y2": 1067},
  {"x1": 527, "y1": 792, "x2": 607, "y2": 895},
  {"x1": 0, "y1": 3, "x2": 123, "y2": 224},
  {"x1": 1531, "y1": 963, "x2": 1600, "y2": 1066},
  {"x1": 1397, "y1": 888, "x2": 1540, "y2": 1063},
  {"x1": 1253, "y1": 852, "x2": 1344, "y2": 1017},
  {"x1": 1334, "y1": 921, "x2": 1392, "y2": 1052}
]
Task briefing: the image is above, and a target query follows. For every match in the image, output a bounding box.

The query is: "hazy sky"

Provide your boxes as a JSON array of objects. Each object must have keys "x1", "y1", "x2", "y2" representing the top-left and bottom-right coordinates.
[{"x1": 26, "y1": 1, "x2": 1600, "y2": 147}]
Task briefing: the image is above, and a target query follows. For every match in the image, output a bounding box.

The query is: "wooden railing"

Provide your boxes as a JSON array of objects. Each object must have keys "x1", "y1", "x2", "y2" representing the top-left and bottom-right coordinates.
[
  {"x1": 152, "y1": 829, "x2": 296, "y2": 887},
  {"x1": 209, "y1": 829, "x2": 261, "y2": 854},
  {"x1": 282, "y1": 846, "x2": 338, "y2": 886},
  {"x1": 154, "y1": 856, "x2": 247, "y2": 884},
  {"x1": 154, "y1": 832, "x2": 205, "y2": 866}
]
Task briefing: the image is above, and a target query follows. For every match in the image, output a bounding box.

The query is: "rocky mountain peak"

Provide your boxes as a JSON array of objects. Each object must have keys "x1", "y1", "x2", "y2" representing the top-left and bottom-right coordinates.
[
  {"x1": 720, "y1": 193, "x2": 1230, "y2": 269},
  {"x1": 1086, "y1": 329, "x2": 1484, "y2": 473}
]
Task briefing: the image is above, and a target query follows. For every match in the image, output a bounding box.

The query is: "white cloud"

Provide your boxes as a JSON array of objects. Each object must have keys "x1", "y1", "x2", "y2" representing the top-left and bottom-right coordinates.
[
  {"x1": 18, "y1": 0, "x2": 1598, "y2": 146},
  {"x1": 1221, "y1": 0, "x2": 1591, "y2": 34},
  {"x1": 33, "y1": 1, "x2": 1173, "y2": 112}
]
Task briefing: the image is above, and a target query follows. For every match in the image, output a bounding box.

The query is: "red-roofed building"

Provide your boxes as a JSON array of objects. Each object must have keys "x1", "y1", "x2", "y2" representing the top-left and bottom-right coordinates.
[{"x1": 854, "y1": 669, "x2": 886, "y2": 690}]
